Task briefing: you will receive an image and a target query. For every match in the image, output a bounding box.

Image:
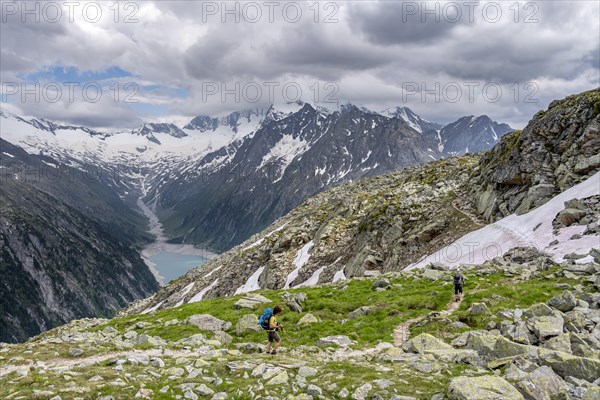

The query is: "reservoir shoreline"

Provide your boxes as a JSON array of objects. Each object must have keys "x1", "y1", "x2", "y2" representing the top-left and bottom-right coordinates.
[{"x1": 137, "y1": 197, "x2": 217, "y2": 285}]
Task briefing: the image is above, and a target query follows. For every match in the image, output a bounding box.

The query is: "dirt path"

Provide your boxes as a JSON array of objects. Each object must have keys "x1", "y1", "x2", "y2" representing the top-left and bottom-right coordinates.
[
  {"x1": 392, "y1": 295, "x2": 463, "y2": 347},
  {"x1": 452, "y1": 199, "x2": 484, "y2": 227}
]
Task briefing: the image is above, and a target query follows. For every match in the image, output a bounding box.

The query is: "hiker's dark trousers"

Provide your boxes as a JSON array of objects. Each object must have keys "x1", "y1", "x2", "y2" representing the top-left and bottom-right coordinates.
[{"x1": 454, "y1": 284, "x2": 463, "y2": 295}]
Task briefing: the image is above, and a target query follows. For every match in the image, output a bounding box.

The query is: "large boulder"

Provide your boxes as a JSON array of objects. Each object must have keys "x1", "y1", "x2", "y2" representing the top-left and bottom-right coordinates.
[
  {"x1": 524, "y1": 303, "x2": 559, "y2": 319},
  {"x1": 447, "y1": 376, "x2": 524, "y2": 400},
  {"x1": 529, "y1": 316, "x2": 564, "y2": 340},
  {"x1": 282, "y1": 292, "x2": 306, "y2": 313},
  {"x1": 187, "y1": 314, "x2": 232, "y2": 332},
  {"x1": 233, "y1": 293, "x2": 271, "y2": 310},
  {"x1": 402, "y1": 333, "x2": 453, "y2": 354},
  {"x1": 466, "y1": 334, "x2": 503, "y2": 359},
  {"x1": 514, "y1": 366, "x2": 570, "y2": 400},
  {"x1": 548, "y1": 291, "x2": 578, "y2": 312},
  {"x1": 542, "y1": 334, "x2": 572, "y2": 354},
  {"x1": 467, "y1": 303, "x2": 491, "y2": 316},
  {"x1": 235, "y1": 314, "x2": 261, "y2": 335},
  {"x1": 538, "y1": 348, "x2": 600, "y2": 382},
  {"x1": 422, "y1": 269, "x2": 447, "y2": 281},
  {"x1": 555, "y1": 208, "x2": 587, "y2": 227},
  {"x1": 492, "y1": 337, "x2": 538, "y2": 359},
  {"x1": 298, "y1": 313, "x2": 320, "y2": 325}
]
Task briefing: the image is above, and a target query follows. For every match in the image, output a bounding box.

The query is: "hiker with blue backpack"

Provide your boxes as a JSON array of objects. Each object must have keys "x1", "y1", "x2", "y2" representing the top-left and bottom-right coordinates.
[{"x1": 259, "y1": 306, "x2": 284, "y2": 355}]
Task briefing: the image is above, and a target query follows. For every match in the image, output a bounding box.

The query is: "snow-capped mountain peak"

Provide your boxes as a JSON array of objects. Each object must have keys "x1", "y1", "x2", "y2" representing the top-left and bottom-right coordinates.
[{"x1": 381, "y1": 106, "x2": 443, "y2": 134}]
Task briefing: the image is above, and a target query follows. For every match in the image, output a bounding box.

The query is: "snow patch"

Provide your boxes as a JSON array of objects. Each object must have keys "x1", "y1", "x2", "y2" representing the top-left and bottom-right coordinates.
[
  {"x1": 408, "y1": 171, "x2": 600, "y2": 269},
  {"x1": 284, "y1": 240, "x2": 314, "y2": 289},
  {"x1": 141, "y1": 300, "x2": 164, "y2": 314},
  {"x1": 188, "y1": 279, "x2": 219, "y2": 303},
  {"x1": 235, "y1": 266, "x2": 265, "y2": 294},
  {"x1": 295, "y1": 266, "x2": 326, "y2": 288},
  {"x1": 174, "y1": 282, "x2": 195, "y2": 307}
]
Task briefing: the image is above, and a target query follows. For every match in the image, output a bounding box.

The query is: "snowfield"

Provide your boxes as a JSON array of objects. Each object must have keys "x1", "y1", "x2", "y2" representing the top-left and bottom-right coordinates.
[{"x1": 409, "y1": 171, "x2": 600, "y2": 270}]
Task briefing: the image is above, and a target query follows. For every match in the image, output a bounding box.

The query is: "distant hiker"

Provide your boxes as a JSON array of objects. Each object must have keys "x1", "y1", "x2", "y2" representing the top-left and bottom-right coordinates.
[
  {"x1": 259, "y1": 306, "x2": 284, "y2": 355},
  {"x1": 453, "y1": 270, "x2": 464, "y2": 301}
]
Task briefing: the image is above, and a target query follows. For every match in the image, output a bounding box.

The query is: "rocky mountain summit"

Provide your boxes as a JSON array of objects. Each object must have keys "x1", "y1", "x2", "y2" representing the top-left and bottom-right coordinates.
[{"x1": 1, "y1": 249, "x2": 599, "y2": 399}]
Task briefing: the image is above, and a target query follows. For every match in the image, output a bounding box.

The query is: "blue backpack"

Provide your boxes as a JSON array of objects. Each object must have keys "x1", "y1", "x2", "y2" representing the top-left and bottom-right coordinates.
[{"x1": 258, "y1": 308, "x2": 273, "y2": 330}]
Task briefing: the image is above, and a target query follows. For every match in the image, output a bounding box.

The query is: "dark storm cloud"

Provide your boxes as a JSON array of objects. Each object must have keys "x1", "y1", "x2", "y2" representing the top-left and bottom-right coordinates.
[
  {"x1": 1, "y1": 0, "x2": 598, "y2": 129},
  {"x1": 349, "y1": 1, "x2": 466, "y2": 45}
]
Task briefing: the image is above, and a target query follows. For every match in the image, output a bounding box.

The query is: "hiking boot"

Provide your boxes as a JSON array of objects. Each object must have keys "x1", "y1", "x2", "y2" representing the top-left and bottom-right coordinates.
[{"x1": 271, "y1": 350, "x2": 278, "y2": 355}]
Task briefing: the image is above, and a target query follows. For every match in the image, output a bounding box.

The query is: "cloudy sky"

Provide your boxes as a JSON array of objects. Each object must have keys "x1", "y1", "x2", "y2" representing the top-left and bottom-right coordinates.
[{"x1": 1, "y1": 0, "x2": 598, "y2": 129}]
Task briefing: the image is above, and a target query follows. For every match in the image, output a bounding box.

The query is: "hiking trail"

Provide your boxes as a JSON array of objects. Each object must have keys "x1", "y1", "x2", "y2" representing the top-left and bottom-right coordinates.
[{"x1": 392, "y1": 294, "x2": 463, "y2": 347}]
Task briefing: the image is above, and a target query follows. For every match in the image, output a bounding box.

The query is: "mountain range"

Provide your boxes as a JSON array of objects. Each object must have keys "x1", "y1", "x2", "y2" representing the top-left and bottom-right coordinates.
[
  {"x1": 1, "y1": 104, "x2": 513, "y2": 251},
  {"x1": 125, "y1": 88, "x2": 600, "y2": 315},
  {"x1": 0, "y1": 101, "x2": 519, "y2": 342}
]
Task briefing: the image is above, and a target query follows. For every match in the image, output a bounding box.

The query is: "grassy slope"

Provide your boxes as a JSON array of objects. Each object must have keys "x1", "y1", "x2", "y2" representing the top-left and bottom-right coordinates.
[{"x1": 0, "y1": 263, "x2": 591, "y2": 399}]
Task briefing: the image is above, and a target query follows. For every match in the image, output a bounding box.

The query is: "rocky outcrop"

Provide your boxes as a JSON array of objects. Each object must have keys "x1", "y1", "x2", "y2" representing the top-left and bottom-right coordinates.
[{"x1": 470, "y1": 89, "x2": 600, "y2": 221}]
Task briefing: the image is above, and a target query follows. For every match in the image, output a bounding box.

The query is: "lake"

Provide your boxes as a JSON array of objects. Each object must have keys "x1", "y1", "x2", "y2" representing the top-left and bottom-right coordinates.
[
  {"x1": 137, "y1": 197, "x2": 217, "y2": 285},
  {"x1": 146, "y1": 251, "x2": 208, "y2": 284}
]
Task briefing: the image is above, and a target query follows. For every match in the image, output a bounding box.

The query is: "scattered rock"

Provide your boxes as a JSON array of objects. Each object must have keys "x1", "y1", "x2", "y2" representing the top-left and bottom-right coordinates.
[
  {"x1": 193, "y1": 384, "x2": 215, "y2": 396},
  {"x1": 402, "y1": 333, "x2": 453, "y2": 354},
  {"x1": 298, "y1": 313, "x2": 320, "y2": 325},
  {"x1": 548, "y1": 291, "x2": 578, "y2": 312},
  {"x1": 371, "y1": 279, "x2": 391, "y2": 289},
  {"x1": 467, "y1": 303, "x2": 490, "y2": 316},
  {"x1": 298, "y1": 366, "x2": 318, "y2": 378},
  {"x1": 306, "y1": 384, "x2": 322, "y2": 396},
  {"x1": 447, "y1": 376, "x2": 524, "y2": 400},
  {"x1": 68, "y1": 348, "x2": 84, "y2": 357},
  {"x1": 316, "y1": 335, "x2": 356, "y2": 347},
  {"x1": 188, "y1": 314, "x2": 232, "y2": 332},
  {"x1": 266, "y1": 371, "x2": 289, "y2": 385},
  {"x1": 351, "y1": 383, "x2": 372, "y2": 400},
  {"x1": 349, "y1": 306, "x2": 372, "y2": 320},
  {"x1": 235, "y1": 314, "x2": 261, "y2": 335},
  {"x1": 530, "y1": 316, "x2": 564, "y2": 340},
  {"x1": 234, "y1": 293, "x2": 271, "y2": 310},
  {"x1": 514, "y1": 366, "x2": 570, "y2": 400}
]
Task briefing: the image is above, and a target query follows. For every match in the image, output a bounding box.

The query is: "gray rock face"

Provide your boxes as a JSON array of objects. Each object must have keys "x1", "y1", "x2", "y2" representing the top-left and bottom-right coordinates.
[
  {"x1": 470, "y1": 89, "x2": 600, "y2": 221},
  {"x1": 156, "y1": 103, "x2": 447, "y2": 252},
  {"x1": 447, "y1": 376, "x2": 525, "y2": 400},
  {"x1": 435, "y1": 115, "x2": 513, "y2": 156},
  {"x1": 187, "y1": 314, "x2": 232, "y2": 332},
  {"x1": 0, "y1": 140, "x2": 159, "y2": 343}
]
